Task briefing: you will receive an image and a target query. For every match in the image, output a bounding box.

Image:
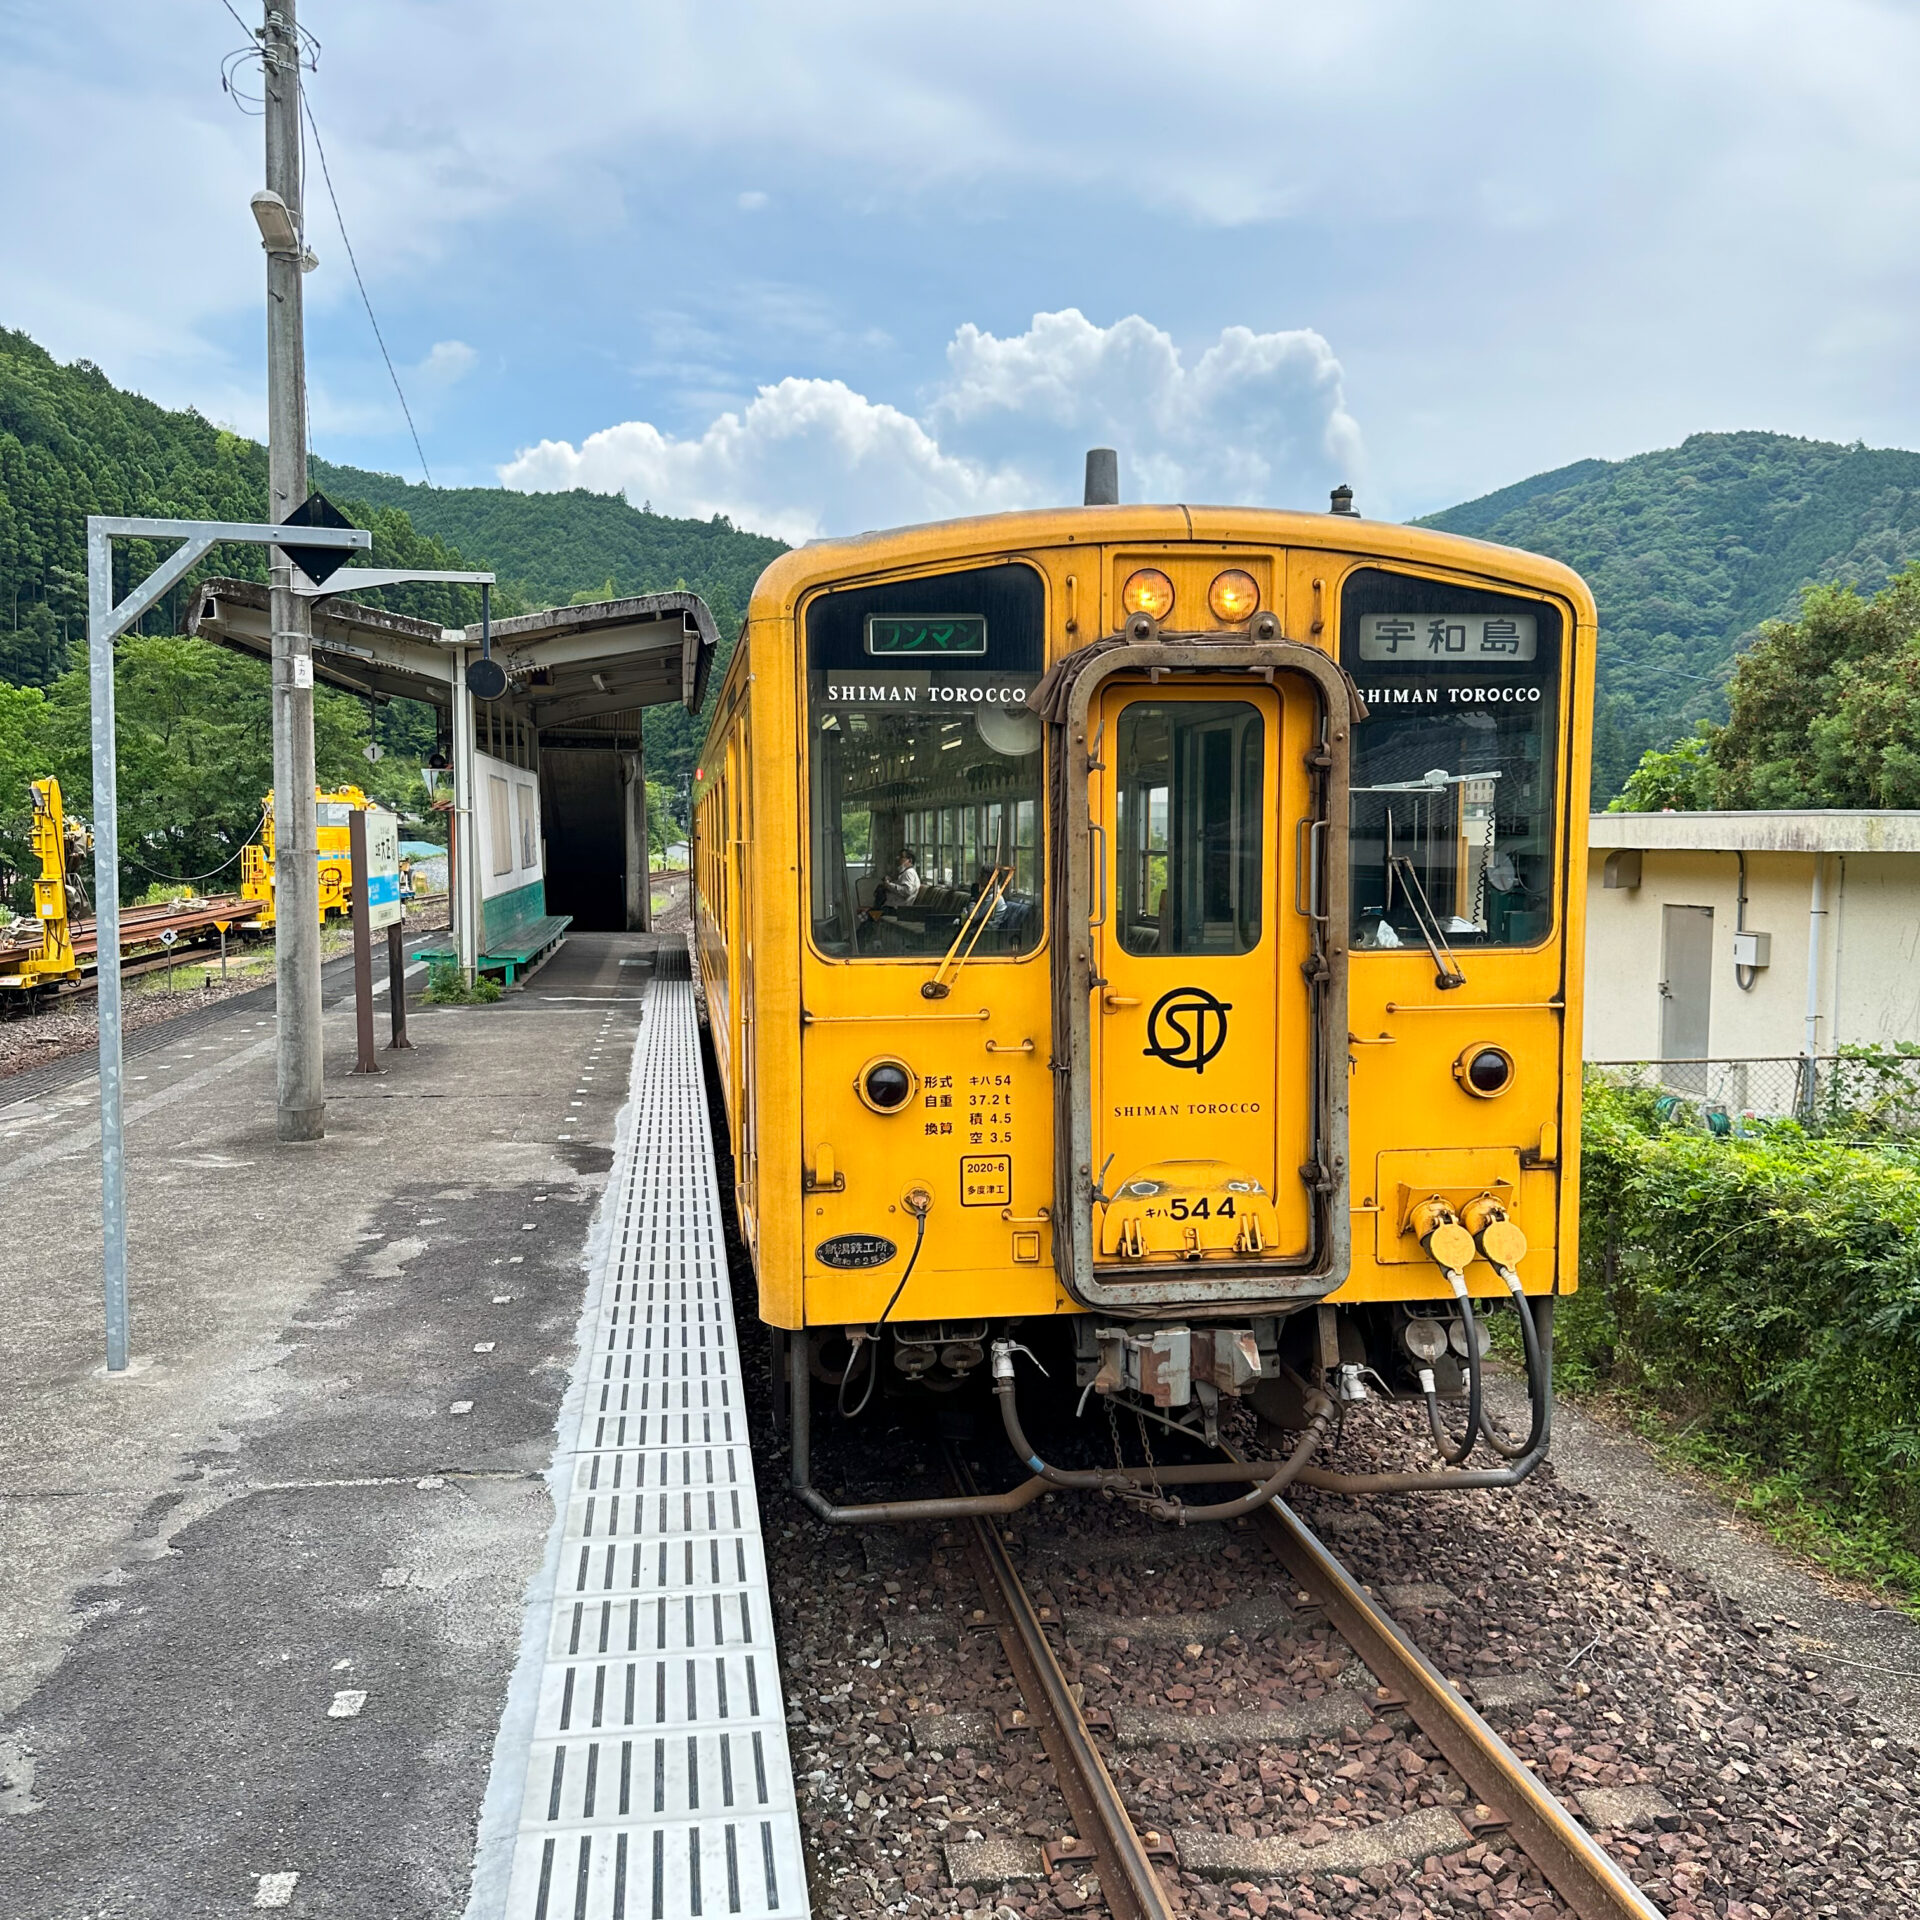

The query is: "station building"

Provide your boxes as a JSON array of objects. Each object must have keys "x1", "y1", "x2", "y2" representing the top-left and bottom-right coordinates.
[
  {"x1": 1584, "y1": 809, "x2": 1920, "y2": 1109},
  {"x1": 188, "y1": 580, "x2": 717, "y2": 972}
]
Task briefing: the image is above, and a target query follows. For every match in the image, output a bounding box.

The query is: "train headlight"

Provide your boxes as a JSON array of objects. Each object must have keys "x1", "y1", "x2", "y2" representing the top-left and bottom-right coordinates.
[
  {"x1": 1207, "y1": 568, "x2": 1260, "y2": 622},
  {"x1": 856, "y1": 1057, "x2": 917, "y2": 1114},
  {"x1": 1121, "y1": 567, "x2": 1176, "y2": 621},
  {"x1": 1454, "y1": 1043, "x2": 1515, "y2": 1098}
]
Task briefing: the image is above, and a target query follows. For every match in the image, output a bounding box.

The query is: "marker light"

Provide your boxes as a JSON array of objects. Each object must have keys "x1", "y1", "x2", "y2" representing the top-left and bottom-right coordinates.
[
  {"x1": 857, "y1": 1057, "x2": 917, "y2": 1114},
  {"x1": 1121, "y1": 568, "x2": 1176, "y2": 621},
  {"x1": 1207, "y1": 568, "x2": 1260, "y2": 623},
  {"x1": 1454, "y1": 1043, "x2": 1516, "y2": 1098}
]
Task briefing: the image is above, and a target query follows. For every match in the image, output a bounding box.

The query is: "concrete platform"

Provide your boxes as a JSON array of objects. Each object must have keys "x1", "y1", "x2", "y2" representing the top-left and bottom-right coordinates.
[{"x1": 0, "y1": 935, "x2": 666, "y2": 1917}]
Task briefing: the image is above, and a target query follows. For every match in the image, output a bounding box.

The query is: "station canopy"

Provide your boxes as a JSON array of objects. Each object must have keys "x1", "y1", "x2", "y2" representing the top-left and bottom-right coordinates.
[{"x1": 187, "y1": 579, "x2": 718, "y2": 724}]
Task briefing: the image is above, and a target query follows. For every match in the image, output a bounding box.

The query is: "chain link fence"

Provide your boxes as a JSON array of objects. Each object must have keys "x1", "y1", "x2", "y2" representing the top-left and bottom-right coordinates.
[{"x1": 1589, "y1": 1051, "x2": 1920, "y2": 1140}]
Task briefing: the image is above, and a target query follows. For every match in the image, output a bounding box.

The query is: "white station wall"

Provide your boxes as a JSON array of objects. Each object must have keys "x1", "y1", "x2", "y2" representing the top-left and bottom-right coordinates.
[{"x1": 474, "y1": 748, "x2": 544, "y2": 902}]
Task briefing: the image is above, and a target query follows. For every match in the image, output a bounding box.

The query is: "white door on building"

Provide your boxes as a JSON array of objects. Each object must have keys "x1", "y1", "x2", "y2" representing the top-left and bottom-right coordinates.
[{"x1": 1660, "y1": 903, "x2": 1714, "y2": 1087}]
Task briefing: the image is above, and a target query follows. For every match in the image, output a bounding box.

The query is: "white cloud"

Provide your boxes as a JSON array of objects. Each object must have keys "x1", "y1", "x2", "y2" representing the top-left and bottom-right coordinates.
[
  {"x1": 498, "y1": 310, "x2": 1361, "y2": 540},
  {"x1": 736, "y1": 190, "x2": 769, "y2": 212},
  {"x1": 417, "y1": 339, "x2": 479, "y2": 386}
]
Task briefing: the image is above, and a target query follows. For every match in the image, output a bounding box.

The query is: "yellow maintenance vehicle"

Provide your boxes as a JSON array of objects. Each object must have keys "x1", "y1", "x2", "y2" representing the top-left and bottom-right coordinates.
[
  {"x1": 240, "y1": 785, "x2": 371, "y2": 929},
  {"x1": 0, "y1": 777, "x2": 86, "y2": 993}
]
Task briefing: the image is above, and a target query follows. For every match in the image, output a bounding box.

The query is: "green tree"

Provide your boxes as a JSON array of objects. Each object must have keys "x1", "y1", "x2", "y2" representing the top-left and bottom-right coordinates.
[
  {"x1": 0, "y1": 680, "x2": 54, "y2": 910},
  {"x1": 1613, "y1": 560, "x2": 1920, "y2": 809},
  {"x1": 1608, "y1": 721, "x2": 1721, "y2": 812}
]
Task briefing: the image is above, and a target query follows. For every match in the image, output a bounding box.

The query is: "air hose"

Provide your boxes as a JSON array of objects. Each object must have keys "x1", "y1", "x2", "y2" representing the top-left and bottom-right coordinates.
[
  {"x1": 837, "y1": 1192, "x2": 930, "y2": 1419},
  {"x1": 1410, "y1": 1199, "x2": 1484, "y2": 1465},
  {"x1": 1463, "y1": 1197, "x2": 1549, "y2": 1460}
]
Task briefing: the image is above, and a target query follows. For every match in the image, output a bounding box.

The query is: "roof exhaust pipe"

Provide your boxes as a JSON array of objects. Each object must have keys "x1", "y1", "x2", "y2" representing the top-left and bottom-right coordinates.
[{"x1": 1084, "y1": 447, "x2": 1119, "y2": 507}]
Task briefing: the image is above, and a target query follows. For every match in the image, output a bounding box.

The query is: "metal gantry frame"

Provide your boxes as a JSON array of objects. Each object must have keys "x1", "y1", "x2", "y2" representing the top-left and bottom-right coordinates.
[
  {"x1": 87, "y1": 515, "x2": 366, "y2": 1374},
  {"x1": 83, "y1": 517, "x2": 504, "y2": 1376}
]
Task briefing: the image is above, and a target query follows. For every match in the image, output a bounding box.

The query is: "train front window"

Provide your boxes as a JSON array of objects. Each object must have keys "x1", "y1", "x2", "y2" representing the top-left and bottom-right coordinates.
[
  {"x1": 1340, "y1": 569, "x2": 1562, "y2": 950},
  {"x1": 806, "y1": 563, "x2": 1045, "y2": 960},
  {"x1": 1115, "y1": 701, "x2": 1264, "y2": 955}
]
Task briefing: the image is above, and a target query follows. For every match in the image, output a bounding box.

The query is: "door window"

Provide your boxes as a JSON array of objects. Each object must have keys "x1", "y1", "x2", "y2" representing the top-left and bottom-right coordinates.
[{"x1": 1114, "y1": 701, "x2": 1264, "y2": 955}]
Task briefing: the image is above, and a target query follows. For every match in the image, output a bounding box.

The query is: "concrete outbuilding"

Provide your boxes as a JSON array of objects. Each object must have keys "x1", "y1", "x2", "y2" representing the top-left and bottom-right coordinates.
[{"x1": 1584, "y1": 810, "x2": 1920, "y2": 1101}]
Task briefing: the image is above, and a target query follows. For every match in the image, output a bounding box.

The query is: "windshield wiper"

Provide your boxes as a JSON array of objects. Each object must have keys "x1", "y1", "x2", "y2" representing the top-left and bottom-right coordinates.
[
  {"x1": 1387, "y1": 853, "x2": 1467, "y2": 991},
  {"x1": 922, "y1": 865, "x2": 1014, "y2": 1001}
]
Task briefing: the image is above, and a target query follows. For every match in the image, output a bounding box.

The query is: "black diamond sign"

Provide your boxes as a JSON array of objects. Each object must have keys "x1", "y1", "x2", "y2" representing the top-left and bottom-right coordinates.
[{"x1": 278, "y1": 489, "x2": 356, "y2": 586}]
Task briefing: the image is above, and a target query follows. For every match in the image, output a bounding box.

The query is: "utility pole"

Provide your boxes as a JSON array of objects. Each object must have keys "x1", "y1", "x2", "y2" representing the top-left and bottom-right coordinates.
[{"x1": 261, "y1": 0, "x2": 326, "y2": 1141}]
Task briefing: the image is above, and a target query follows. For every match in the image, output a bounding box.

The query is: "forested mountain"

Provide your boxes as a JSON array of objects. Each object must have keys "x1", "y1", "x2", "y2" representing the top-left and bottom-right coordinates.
[
  {"x1": 0, "y1": 327, "x2": 784, "y2": 903},
  {"x1": 1421, "y1": 433, "x2": 1920, "y2": 797},
  {"x1": 10, "y1": 318, "x2": 1920, "y2": 855},
  {"x1": 309, "y1": 458, "x2": 785, "y2": 628}
]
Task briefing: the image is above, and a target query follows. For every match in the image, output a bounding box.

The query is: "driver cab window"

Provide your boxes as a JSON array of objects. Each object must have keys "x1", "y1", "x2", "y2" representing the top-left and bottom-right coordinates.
[
  {"x1": 1115, "y1": 701, "x2": 1264, "y2": 955},
  {"x1": 806, "y1": 563, "x2": 1044, "y2": 959},
  {"x1": 1339, "y1": 569, "x2": 1561, "y2": 950}
]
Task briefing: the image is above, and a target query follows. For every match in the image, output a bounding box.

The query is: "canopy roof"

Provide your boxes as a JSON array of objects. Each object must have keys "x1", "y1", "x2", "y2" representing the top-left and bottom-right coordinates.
[{"x1": 186, "y1": 579, "x2": 718, "y2": 724}]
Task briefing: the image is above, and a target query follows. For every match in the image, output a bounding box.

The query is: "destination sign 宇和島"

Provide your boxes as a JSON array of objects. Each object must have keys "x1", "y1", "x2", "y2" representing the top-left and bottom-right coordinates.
[
  {"x1": 865, "y1": 614, "x2": 989, "y2": 657},
  {"x1": 1357, "y1": 612, "x2": 1538, "y2": 663}
]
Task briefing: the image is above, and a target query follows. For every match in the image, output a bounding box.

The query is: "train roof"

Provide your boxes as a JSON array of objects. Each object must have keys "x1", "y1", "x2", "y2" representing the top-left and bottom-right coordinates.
[{"x1": 746, "y1": 503, "x2": 1596, "y2": 620}]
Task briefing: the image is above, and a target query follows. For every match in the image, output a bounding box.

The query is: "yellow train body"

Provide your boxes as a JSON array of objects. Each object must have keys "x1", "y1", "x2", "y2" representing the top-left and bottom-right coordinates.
[{"x1": 695, "y1": 502, "x2": 1592, "y2": 1501}]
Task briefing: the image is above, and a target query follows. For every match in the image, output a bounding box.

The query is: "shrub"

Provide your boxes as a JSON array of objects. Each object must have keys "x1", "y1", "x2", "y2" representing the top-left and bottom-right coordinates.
[
  {"x1": 1572, "y1": 1075, "x2": 1920, "y2": 1582},
  {"x1": 423, "y1": 958, "x2": 502, "y2": 1005}
]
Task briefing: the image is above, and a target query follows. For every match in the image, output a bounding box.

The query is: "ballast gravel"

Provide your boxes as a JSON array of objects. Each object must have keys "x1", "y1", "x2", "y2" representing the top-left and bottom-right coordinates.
[{"x1": 745, "y1": 1365, "x2": 1920, "y2": 1920}]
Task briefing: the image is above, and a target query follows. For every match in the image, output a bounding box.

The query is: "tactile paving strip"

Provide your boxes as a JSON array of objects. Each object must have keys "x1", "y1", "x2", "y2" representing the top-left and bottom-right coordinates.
[{"x1": 499, "y1": 976, "x2": 810, "y2": 1919}]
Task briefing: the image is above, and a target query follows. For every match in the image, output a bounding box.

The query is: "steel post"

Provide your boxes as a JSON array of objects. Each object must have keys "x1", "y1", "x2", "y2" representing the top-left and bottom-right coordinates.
[
  {"x1": 87, "y1": 526, "x2": 129, "y2": 1374},
  {"x1": 451, "y1": 650, "x2": 480, "y2": 979}
]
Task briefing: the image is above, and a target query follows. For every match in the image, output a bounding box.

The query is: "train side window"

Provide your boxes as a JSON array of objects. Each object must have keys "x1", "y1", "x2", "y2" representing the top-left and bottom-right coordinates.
[
  {"x1": 1339, "y1": 570, "x2": 1563, "y2": 951},
  {"x1": 1114, "y1": 701, "x2": 1264, "y2": 956}
]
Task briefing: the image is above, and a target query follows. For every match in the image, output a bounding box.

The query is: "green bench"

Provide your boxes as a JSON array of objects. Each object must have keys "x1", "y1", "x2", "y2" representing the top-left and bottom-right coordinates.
[{"x1": 417, "y1": 910, "x2": 572, "y2": 987}]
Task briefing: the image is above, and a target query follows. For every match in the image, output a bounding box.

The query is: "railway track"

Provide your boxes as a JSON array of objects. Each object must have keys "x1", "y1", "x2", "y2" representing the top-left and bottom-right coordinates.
[{"x1": 943, "y1": 1455, "x2": 1662, "y2": 1920}]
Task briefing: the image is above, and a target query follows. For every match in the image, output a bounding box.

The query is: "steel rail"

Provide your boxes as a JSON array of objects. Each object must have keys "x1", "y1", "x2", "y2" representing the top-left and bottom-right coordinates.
[
  {"x1": 1247, "y1": 1491, "x2": 1665, "y2": 1920},
  {"x1": 944, "y1": 1447, "x2": 1177, "y2": 1920}
]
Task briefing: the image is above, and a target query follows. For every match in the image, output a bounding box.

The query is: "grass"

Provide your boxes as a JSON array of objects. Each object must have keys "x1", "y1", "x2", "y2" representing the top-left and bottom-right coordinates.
[{"x1": 1508, "y1": 1294, "x2": 1920, "y2": 1618}]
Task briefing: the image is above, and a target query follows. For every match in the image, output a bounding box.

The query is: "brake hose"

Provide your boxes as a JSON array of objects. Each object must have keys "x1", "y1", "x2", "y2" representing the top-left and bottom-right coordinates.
[
  {"x1": 1478, "y1": 1273, "x2": 1549, "y2": 1460},
  {"x1": 837, "y1": 1201, "x2": 929, "y2": 1419},
  {"x1": 1421, "y1": 1288, "x2": 1485, "y2": 1466},
  {"x1": 1410, "y1": 1201, "x2": 1485, "y2": 1465}
]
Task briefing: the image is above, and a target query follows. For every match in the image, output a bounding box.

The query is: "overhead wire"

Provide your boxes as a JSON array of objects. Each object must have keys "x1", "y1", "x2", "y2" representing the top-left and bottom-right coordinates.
[
  {"x1": 216, "y1": 2, "x2": 434, "y2": 488},
  {"x1": 301, "y1": 94, "x2": 435, "y2": 488}
]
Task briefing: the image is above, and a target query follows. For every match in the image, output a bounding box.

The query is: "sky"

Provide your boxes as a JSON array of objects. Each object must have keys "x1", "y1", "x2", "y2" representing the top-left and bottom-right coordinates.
[{"x1": 6, "y1": 0, "x2": 1920, "y2": 539}]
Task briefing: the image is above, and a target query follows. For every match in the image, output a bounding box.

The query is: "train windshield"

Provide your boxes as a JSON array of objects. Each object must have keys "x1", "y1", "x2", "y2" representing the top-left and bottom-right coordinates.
[
  {"x1": 805, "y1": 563, "x2": 1045, "y2": 960},
  {"x1": 1340, "y1": 569, "x2": 1562, "y2": 950}
]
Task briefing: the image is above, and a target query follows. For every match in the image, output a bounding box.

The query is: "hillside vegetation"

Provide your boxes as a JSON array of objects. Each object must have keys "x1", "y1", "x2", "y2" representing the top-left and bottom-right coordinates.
[
  {"x1": 1613, "y1": 561, "x2": 1920, "y2": 811},
  {"x1": 1423, "y1": 432, "x2": 1920, "y2": 797},
  {"x1": 310, "y1": 458, "x2": 785, "y2": 626},
  {"x1": 11, "y1": 322, "x2": 1920, "y2": 840},
  {"x1": 0, "y1": 327, "x2": 784, "y2": 905}
]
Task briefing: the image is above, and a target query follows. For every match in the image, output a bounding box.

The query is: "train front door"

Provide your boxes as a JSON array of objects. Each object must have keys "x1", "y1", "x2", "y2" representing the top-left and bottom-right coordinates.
[{"x1": 1086, "y1": 676, "x2": 1320, "y2": 1276}]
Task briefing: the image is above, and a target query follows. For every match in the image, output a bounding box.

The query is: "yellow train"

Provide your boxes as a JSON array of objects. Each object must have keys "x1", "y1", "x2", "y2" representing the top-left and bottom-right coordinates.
[{"x1": 694, "y1": 470, "x2": 1594, "y2": 1522}]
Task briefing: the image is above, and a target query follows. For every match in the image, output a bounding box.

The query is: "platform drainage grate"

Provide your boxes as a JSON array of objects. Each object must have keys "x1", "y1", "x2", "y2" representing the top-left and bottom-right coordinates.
[{"x1": 496, "y1": 976, "x2": 809, "y2": 1919}]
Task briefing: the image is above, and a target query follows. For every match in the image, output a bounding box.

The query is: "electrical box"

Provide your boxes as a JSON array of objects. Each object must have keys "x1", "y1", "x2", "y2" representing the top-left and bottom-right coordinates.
[{"x1": 1732, "y1": 930, "x2": 1771, "y2": 969}]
